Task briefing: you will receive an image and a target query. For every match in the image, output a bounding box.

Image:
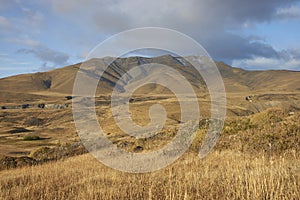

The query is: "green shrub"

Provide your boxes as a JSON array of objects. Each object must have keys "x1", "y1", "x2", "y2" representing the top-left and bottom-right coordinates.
[{"x1": 23, "y1": 135, "x2": 41, "y2": 141}]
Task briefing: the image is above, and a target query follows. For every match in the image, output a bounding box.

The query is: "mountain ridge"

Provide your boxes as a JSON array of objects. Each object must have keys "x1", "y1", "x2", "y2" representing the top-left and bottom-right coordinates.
[{"x1": 0, "y1": 55, "x2": 299, "y2": 96}]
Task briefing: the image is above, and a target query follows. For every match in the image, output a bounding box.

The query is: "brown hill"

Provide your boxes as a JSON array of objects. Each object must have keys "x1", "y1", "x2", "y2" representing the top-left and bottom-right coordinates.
[
  {"x1": 0, "y1": 55, "x2": 299, "y2": 97},
  {"x1": 217, "y1": 62, "x2": 300, "y2": 92},
  {"x1": 0, "y1": 55, "x2": 300, "y2": 158}
]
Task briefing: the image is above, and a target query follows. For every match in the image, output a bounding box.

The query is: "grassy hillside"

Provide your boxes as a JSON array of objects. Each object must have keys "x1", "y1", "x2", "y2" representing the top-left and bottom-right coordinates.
[
  {"x1": 0, "y1": 108, "x2": 299, "y2": 199},
  {"x1": 1, "y1": 56, "x2": 300, "y2": 96}
]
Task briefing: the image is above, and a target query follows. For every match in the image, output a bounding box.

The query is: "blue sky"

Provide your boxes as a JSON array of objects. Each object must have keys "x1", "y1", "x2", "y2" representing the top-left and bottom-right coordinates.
[{"x1": 1, "y1": 0, "x2": 300, "y2": 78}]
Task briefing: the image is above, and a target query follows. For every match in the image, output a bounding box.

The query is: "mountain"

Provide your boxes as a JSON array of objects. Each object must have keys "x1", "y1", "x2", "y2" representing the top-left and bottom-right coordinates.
[
  {"x1": 0, "y1": 55, "x2": 300, "y2": 157},
  {"x1": 1, "y1": 55, "x2": 299, "y2": 96}
]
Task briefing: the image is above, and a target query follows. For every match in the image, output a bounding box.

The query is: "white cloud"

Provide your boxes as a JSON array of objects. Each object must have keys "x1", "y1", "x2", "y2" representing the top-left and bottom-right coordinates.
[
  {"x1": 232, "y1": 55, "x2": 300, "y2": 71},
  {"x1": 276, "y1": 5, "x2": 300, "y2": 19}
]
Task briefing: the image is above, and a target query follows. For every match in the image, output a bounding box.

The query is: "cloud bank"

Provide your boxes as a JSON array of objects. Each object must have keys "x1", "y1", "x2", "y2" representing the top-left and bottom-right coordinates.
[
  {"x1": 49, "y1": 0, "x2": 300, "y2": 70},
  {"x1": 1, "y1": 0, "x2": 300, "y2": 75}
]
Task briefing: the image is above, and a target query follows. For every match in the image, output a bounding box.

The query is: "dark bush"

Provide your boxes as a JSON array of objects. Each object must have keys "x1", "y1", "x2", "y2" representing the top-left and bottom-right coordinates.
[
  {"x1": 24, "y1": 117, "x2": 44, "y2": 126},
  {"x1": 38, "y1": 104, "x2": 45, "y2": 108},
  {"x1": 23, "y1": 135, "x2": 41, "y2": 141},
  {"x1": 65, "y1": 96, "x2": 73, "y2": 100},
  {"x1": 22, "y1": 104, "x2": 30, "y2": 109}
]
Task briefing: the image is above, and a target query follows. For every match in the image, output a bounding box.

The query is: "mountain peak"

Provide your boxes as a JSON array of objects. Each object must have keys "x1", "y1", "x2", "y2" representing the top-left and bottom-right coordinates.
[{"x1": 0, "y1": 56, "x2": 299, "y2": 96}]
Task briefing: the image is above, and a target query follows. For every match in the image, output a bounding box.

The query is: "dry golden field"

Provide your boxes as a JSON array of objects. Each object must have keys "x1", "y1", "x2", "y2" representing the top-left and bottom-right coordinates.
[
  {"x1": 0, "y1": 108, "x2": 299, "y2": 200},
  {"x1": 0, "y1": 150, "x2": 299, "y2": 200}
]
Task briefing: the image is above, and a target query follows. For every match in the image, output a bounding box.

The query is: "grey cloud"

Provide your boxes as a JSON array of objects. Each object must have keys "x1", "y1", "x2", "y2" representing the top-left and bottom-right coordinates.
[
  {"x1": 232, "y1": 48, "x2": 300, "y2": 71},
  {"x1": 50, "y1": 0, "x2": 300, "y2": 69},
  {"x1": 17, "y1": 45, "x2": 69, "y2": 66},
  {"x1": 194, "y1": 32, "x2": 279, "y2": 62},
  {"x1": 52, "y1": 0, "x2": 298, "y2": 28}
]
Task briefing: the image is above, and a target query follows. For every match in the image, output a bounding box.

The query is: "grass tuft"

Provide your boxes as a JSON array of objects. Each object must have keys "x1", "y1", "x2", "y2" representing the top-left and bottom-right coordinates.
[{"x1": 23, "y1": 135, "x2": 41, "y2": 141}]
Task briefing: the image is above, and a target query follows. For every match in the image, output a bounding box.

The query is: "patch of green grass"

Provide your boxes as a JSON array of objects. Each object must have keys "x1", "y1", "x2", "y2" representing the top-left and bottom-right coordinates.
[{"x1": 23, "y1": 135, "x2": 41, "y2": 141}]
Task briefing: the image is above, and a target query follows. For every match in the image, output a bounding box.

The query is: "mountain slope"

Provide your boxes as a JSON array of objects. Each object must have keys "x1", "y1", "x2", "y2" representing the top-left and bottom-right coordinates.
[{"x1": 0, "y1": 55, "x2": 299, "y2": 96}]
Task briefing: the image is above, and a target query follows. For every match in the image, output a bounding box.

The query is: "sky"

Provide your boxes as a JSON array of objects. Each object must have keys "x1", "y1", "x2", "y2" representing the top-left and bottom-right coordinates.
[{"x1": 1, "y1": 0, "x2": 300, "y2": 78}]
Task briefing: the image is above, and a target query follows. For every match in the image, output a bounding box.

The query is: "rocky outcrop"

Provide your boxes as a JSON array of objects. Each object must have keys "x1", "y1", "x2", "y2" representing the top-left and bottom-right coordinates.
[
  {"x1": 44, "y1": 104, "x2": 69, "y2": 109},
  {"x1": 0, "y1": 142, "x2": 88, "y2": 171},
  {"x1": 22, "y1": 104, "x2": 30, "y2": 109},
  {"x1": 245, "y1": 95, "x2": 254, "y2": 102},
  {"x1": 65, "y1": 96, "x2": 73, "y2": 100},
  {"x1": 42, "y1": 78, "x2": 52, "y2": 89},
  {"x1": 30, "y1": 142, "x2": 87, "y2": 162},
  {"x1": 0, "y1": 156, "x2": 37, "y2": 170},
  {"x1": 38, "y1": 103, "x2": 45, "y2": 108}
]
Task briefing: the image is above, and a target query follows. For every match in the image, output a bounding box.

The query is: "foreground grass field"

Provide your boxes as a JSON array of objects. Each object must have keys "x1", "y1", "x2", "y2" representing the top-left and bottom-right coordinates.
[
  {"x1": 0, "y1": 150, "x2": 299, "y2": 199},
  {"x1": 0, "y1": 108, "x2": 299, "y2": 199}
]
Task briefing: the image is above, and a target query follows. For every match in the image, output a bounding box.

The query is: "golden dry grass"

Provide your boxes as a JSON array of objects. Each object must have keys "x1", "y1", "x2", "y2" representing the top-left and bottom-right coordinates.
[
  {"x1": 0, "y1": 108, "x2": 299, "y2": 199},
  {"x1": 0, "y1": 150, "x2": 299, "y2": 200}
]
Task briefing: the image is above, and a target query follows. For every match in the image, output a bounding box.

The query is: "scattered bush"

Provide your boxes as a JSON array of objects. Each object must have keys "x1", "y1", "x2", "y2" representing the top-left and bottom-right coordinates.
[
  {"x1": 24, "y1": 117, "x2": 44, "y2": 126},
  {"x1": 30, "y1": 142, "x2": 87, "y2": 161},
  {"x1": 23, "y1": 135, "x2": 41, "y2": 141}
]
